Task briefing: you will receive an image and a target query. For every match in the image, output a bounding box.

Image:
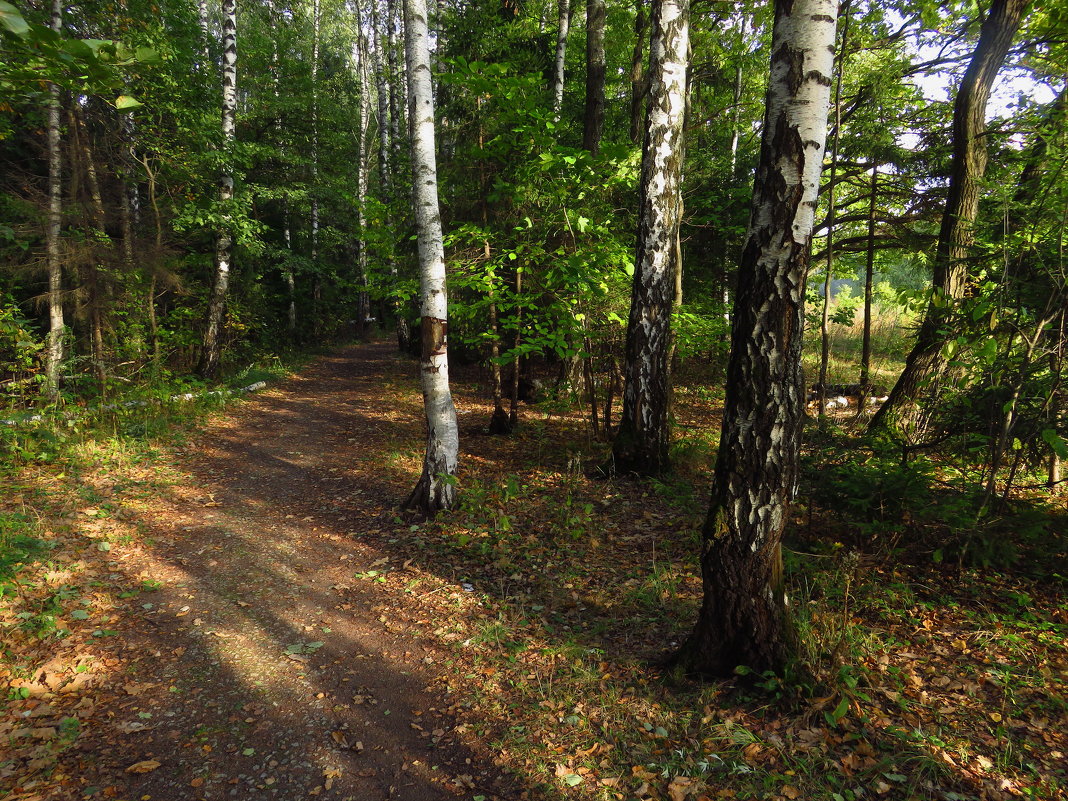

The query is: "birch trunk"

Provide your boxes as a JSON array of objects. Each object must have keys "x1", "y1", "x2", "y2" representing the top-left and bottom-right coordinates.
[
  {"x1": 402, "y1": 0, "x2": 459, "y2": 514},
  {"x1": 611, "y1": 0, "x2": 689, "y2": 476},
  {"x1": 44, "y1": 0, "x2": 65, "y2": 399},
  {"x1": 675, "y1": 0, "x2": 837, "y2": 677},
  {"x1": 869, "y1": 0, "x2": 1029, "y2": 437},
  {"x1": 371, "y1": 0, "x2": 392, "y2": 195},
  {"x1": 817, "y1": 0, "x2": 850, "y2": 419},
  {"x1": 198, "y1": 0, "x2": 237, "y2": 379},
  {"x1": 582, "y1": 0, "x2": 606, "y2": 155},
  {"x1": 310, "y1": 0, "x2": 321, "y2": 331},
  {"x1": 550, "y1": 0, "x2": 570, "y2": 116},
  {"x1": 355, "y1": 23, "x2": 373, "y2": 339}
]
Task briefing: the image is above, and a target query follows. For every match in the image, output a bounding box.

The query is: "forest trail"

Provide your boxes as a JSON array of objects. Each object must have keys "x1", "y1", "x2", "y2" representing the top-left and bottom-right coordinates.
[{"x1": 4, "y1": 342, "x2": 521, "y2": 801}]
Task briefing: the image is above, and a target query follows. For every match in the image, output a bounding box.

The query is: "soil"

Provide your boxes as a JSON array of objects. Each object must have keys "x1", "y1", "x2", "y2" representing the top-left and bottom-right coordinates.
[{"x1": 2, "y1": 342, "x2": 525, "y2": 801}]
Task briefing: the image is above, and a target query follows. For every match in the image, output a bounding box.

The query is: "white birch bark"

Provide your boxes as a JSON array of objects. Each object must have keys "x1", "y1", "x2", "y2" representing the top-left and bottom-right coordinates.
[
  {"x1": 402, "y1": 0, "x2": 458, "y2": 514},
  {"x1": 355, "y1": 16, "x2": 373, "y2": 335},
  {"x1": 44, "y1": 0, "x2": 64, "y2": 398},
  {"x1": 198, "y1": 0, "x2": 237, "y2": 378},
  {"x1": 677, "y1": 0, "x2": 838, "y2": 676},
  {"x1": 198, "y1": 0, "x2": 211, "y2": 64},
  {"x1": 612, "y1": 0, "x2": 689, "y2": 475},
  {"x1": 370, "y1": 0, "x2": 392, "y2": 193},
  {"x1": 310, "y1": 0, "x2": 320, "y2": 276},
  {"x1": 551, "y1": 0, "x2": 570, "y2": 116}
]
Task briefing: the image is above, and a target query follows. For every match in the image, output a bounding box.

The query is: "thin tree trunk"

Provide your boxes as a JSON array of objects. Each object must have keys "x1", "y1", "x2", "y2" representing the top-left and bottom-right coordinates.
[
  {"x1": 309, "y1": 0, "x2": 321, "y2": 334},
  {"x1": 675, "y1": 0, "x2": 837, "y2": 677},
  {"x1": 355, "y1": 21, "x2": 373, "y2": 340},
  {"x1": 402, "y1": 0, "x2": 459, "y2": 514},
  {"x1": 612, "y1": 0, "x2": 689, "y2": 476},
  {"x1": 198, "y1": 0, "x2": 211, "y2": 64},
  {"x1": 198, "y1": 0, "x2": 237, "y2": 379},
  {"x1": 71, "y1": 107, "x2": 108, "y2": 389},
  {"x1": 371, "y1": 0, "x2": 392, "y2": 196},
  {"x1": 628, "y1": 0, "x2": 647, "y2": 144},
  {"x1": 139, "y1": 153, "x2": 163, "y2": 363},
  {"x1": 859, "y1": 163, "x2": 878, "y2": 394},
  {"x1": 817, "y1": 0, "x2": 850, "y2": 420},
  {"x1": 582, "y1": 0, "x2": 606, "y2": 155},
  {"x1": 388, "y1": 0, "x2": 404, "y2": 166},
  {"x1": 508, "y1": 266, "x2": 522, "y2": 426},
  {"x1": 870, "y1": 0, "x2": 1029, "y2": 437},
  {"x1": 44, "y1": 0, "x2": 65, "y2": 399},
  {"x1": 551, "y1": 0, "x2": 570, "y2": 117}
]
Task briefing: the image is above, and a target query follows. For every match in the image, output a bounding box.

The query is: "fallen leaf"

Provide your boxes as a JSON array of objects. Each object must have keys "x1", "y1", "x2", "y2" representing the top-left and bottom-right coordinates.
[
  {"x1": 669, "y1": 776, "x2": 696, "y2": 801},
  {"x1": 126, "y1": 759, "x2": 161, "y2": 774}
]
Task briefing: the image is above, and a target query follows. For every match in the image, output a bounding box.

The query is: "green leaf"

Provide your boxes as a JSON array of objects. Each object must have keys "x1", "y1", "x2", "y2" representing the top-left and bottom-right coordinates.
[
  {"x1": 115, "y1": 95, "x2": 143, "y2": 111},
  {"x1": 830, "y1": 696, "x2": 850, "y2": 722},
  {"x1": 562, "y1": 774, "x2": 583, "y2": 787},
  {"x1": 0, "y1": 1, "x2": 29, "y2": 36},
  {"x1": 71, "y1": 609, "x2": 90, "y2": 620},
  {"x1": 1041, "y1": 429, "x2": 1068, "y2": 460}
]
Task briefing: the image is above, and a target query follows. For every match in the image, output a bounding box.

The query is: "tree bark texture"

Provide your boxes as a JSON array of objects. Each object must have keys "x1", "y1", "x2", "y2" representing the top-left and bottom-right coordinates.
[
  {"x1": 859, "y1": 163, "x2": 877, "y2": 392},
  {"x1": 817, "y1": 0, "x2": 850, "y2": 419},
  {"x1": 45, "y1": 0, "x2": 65, "y2": 398},
  {"x1": 869, "y1": 0, "x2": 1029, "y2": 437},
  {"x1": 356, "y1": 28, "x2": 373, "y2": 338},
  {"x1": 551, "y1": 0, "x2": 570, "y2": 116},
  {"x1": 582, "y1": 0, "x2": 606, "y2": 155},
  {"x1": 402, "y1": 0, "x2": 460, "y2": 514},
  {"x1": 198, "y1": 0, "x2": 238, "y2": 379},
  {"x1": 612, "y1": 0, "x2": 689, "y2": 476},
  {"x1": 675, "y1": 0, "x2": 837, "y2": 677},
  {"x1": 628, "y1": 0, "x2": 648, "y2": 144}
]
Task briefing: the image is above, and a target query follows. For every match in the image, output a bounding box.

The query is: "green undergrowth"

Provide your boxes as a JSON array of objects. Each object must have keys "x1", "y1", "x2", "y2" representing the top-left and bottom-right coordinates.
[{"x1": 401, "y1": 398, "x2": 1066, "y2": 800}]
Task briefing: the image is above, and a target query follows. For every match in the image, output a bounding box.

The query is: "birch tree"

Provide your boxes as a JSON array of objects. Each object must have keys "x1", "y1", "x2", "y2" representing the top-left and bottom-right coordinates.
[
  {"x1": 402, "y1": 0, "x2": 459, "y2": 514},
  {"x1": 44, "y1": 0, "x2": 64, "y2": 398},
  {"x1": 550, "y1": 0, "x2": 569, "y2": 116},
  {"x1": 611, "y1": 0, "x2": 689, "y2": 476},
  {"x1": 675, "y1": 0, "x2": 838, "y2": 676},
  {"x1": 198, "y1": 0, "x2": 237, "y2": 378}
]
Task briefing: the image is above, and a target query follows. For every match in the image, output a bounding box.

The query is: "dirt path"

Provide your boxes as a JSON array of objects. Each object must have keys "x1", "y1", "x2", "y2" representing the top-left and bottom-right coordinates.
[{"x1": 14, "y1": 343, "x2": 522, "y2": 800}]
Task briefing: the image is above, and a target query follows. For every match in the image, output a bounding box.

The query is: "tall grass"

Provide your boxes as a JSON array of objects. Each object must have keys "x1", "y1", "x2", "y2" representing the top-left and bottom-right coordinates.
[{"x1": 802, "y1": 301, "x2": 913, "y2": 390}]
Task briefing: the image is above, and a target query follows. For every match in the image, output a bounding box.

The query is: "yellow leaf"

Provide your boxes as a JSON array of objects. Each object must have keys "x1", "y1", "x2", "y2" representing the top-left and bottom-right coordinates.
[
  {"x1": 990, "y1": 712, "x2": 1003, "y2": 723},
  {"x1": 126, "y1": 759, "x2": 161, "y2": 774},
  {"x1": 782, "y1": 785, "x2": 800, "y2": 800}
]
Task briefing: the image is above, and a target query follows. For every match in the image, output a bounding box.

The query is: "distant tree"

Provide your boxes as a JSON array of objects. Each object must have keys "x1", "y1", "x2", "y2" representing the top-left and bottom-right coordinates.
[
  {"x1": 403, "y1": 0, "x2": 460, "y2": 514},
  {"x1": 674, "y1": 0, "x2": 838, "y2": 676},
  {"x1": 611, "y1": 0, "x2": 689, "y2": 476},
  {"x1": 869, "y1": 0, "x2": 1030, "y2": 437},
  {"x1": 44, "y1": 0, "x2": 64, "y2": 397},
  {"x1": 582, "y1": 0, "x2": 605, "y2": 154},
  {"x1": 198, "y1": 0, "x2": 238, "y2": 379}
]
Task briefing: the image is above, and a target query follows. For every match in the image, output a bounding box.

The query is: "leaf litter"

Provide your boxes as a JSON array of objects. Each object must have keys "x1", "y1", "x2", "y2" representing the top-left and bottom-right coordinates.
[{"x1": 0, "y1": 340, "x2": 1064, "y2": 801}]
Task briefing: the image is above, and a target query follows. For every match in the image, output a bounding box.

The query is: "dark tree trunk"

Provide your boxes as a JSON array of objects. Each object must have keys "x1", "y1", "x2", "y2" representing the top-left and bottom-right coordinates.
[
  {"x1": 628, "y1": 0, "x2": 647, "y2": 144},
  {"x1": 859, "y1": 164, "x2": 878, "y2": 394},
  {"x1": 674, "y1": 0, "x2": 837, "y2": 677},
  {"x1": 869, "y1": 0, "x2": 1029, "y2": 437},
  {"x1": 582, "y1": 0, "x2": 606, "y2": 155}
]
